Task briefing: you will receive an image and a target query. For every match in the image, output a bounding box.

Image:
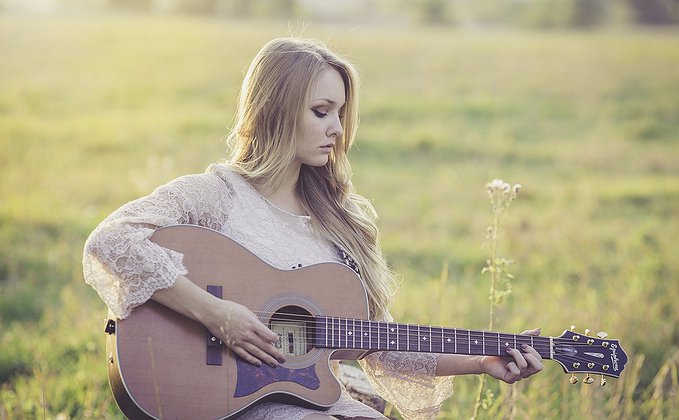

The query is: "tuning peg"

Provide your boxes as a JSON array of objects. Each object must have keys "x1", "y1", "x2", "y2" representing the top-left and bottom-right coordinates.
[
  {"x1": 583, "y1": 374, "x2": 594, "y2": 385},
  {"x1": 569, "y1": 374, "x2": 578, "y2": 384},
  {"x1": 570, "y1": 325, "x2": 577, "y2": 332},
  {"x1": 597, "y1": 331, "x2": 608, "y2": 339},
  {"x1": 584, "y1": 328, "x2": 591, "y2": 336},
  {"x1": 600, "y1": 375, "x2": 607, "y2": 386}
]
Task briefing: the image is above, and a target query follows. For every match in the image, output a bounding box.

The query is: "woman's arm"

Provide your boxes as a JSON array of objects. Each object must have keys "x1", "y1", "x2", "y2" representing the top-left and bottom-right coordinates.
[
  {"x1": 151, "y1": 275, "x2": 286, "y2": 367},
  {"x1": 435, "y1": 328, "x2": 543, "y2": 383}
]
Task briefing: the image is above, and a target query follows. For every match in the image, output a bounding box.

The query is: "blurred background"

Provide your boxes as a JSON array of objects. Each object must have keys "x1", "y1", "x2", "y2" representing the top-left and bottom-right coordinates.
[{"x1": 1, "y1": 0, "x2": 678, "y2": 418}]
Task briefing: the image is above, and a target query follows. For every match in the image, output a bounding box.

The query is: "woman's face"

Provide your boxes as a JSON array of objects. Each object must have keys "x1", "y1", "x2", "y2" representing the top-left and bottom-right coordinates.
[{"x1": 295, "y1": 67, "x2": 346, "y2": 168}]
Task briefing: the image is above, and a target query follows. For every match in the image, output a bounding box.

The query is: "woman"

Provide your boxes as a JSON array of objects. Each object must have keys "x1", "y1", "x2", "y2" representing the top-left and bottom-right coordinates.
[{"x1": 84, "y1": 37, "x2": 542, "y2": 420}]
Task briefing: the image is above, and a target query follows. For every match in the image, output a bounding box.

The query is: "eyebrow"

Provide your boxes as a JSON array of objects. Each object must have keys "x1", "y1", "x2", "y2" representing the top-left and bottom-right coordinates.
[{"x1": 312, "y1": 98, "x2": 345, "y2": 106}]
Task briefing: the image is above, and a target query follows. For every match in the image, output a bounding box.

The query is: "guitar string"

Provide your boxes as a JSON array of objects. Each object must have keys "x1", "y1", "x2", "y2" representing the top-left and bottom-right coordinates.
[
  {"x1": 256, "y1": 340, "x2": 615, "y2": 377},
  {"x1": 237, "y1": 314, "x2": 614, "y2": 365},
  {"x1": 263, "y1": 339, "x2": 611, "y2": 371},
  {"x1": 265, "y1": 333, "x2": 613, "y2": 369},
  {"x1": 247, "y1": 311, "x2": 613, "y2": 348},
  {"x1": 214, "y1": 311, "x2": 613, "y2": 367}
]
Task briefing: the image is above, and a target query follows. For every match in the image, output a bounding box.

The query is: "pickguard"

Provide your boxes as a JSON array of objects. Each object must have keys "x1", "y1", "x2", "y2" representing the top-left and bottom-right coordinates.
[{"x1": 234, "y1": 358, "x2": 321, "y2": 397}]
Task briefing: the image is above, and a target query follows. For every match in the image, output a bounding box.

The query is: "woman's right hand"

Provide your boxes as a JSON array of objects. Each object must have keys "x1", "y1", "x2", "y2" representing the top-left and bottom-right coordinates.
[
  {"x1": 151, "y1": 275, "x2": 286, "y2": 368},
  {"x1": 203, "y1": 299, "x2": 287, "y2": 368}
]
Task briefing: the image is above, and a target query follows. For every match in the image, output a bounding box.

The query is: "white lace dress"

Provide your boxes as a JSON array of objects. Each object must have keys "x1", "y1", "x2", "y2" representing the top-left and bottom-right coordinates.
[{"x1": 83, "y1": 163, "x2": 454, "y2": 420}]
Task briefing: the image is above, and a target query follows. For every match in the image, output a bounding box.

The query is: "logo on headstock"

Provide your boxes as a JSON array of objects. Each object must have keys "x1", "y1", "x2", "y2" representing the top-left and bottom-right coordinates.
[{"x1": 610, "y1": 343, "x2": 619, "y2": 372}]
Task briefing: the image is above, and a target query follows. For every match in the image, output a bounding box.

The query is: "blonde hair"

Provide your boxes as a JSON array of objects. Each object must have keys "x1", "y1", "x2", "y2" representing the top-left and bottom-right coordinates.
[{"x1": 226, "y1": 38, "x2": 396, "y2": 320}]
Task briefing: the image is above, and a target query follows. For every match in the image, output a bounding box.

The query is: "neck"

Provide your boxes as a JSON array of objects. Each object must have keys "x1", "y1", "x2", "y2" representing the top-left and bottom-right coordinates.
[
  {"x1": 314, "y1": 316, "x2": 553, "y2": 359},
  {"x1": 254, "y1": 162, "x2": 306, "y2": 216}
]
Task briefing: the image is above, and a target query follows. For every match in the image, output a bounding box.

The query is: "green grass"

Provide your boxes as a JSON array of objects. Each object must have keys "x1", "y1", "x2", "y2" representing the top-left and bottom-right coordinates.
[{"x1": 1, "y1": 14, "x2": 678, "y2": 419}]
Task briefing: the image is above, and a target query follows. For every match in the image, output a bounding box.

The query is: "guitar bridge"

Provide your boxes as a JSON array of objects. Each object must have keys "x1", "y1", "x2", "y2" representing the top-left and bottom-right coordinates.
[{"x1": 206, "y1": 285, "x2": 223, "y2": 366}]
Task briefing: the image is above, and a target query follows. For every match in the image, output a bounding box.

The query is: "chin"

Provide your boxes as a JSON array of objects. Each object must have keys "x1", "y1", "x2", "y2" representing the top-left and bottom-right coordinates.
[{"x1": 304, "y1": 158, "x2": 330, "y2": 167}]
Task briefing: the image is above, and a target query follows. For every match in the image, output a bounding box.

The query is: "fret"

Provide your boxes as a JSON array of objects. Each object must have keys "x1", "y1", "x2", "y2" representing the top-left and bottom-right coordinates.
[
  {"x1": 417, "y1": 325, "x2": 421, "y2": 352},
  {"x1": 482, "y1": 331, "x2": 486, "y2": 354},
  {"x1": 408, "y1": 324, "x2": 418, "y2": 352},
  {"x1": 371, "y1": 321, "x2": 379, "y2": 351},
  {"x1": 455, "y1": 328, "x2": 458, "y2": 353},
  {"x1": 339, "y1": 318, "x2": 344, "y2": 348},
  {"x1": 407, "y1": 324, "x2": 410, "y2": 351},
  {"x1": 367, "y1": 320, "x2": 372, "y2": 350},
  {"x1": 330, "y1": 317, "x2": 335, "y2": 348},
  {"x1": 440, "y1": 327, "x2": 444, "y2": 353},
  {"x1": 468, "y1": 329, "x2": 471, "y2": 354},
  {"x1": 497, "y1": 332, "x2": 501, "y2": 356},
  {"x1": 442, "y1": 328, "x2": 454, "y2": 353},
  {"x1": 387, "y1": 323, "x2": 397, "y2": 351},
  {"x1": 469, "y1": 330, "x2": 480, "y2": 355},
  {"x1": 375, "y1": 321, "x2": 380, "y2": 350},
  {"x1": 427, "y1": 326, "x2": 432, "y2": 352},
  {"x1": 360, "y1": 320, "x2": 365, "y2": 349},
  {"x1": 514, "y1": 334, "x2": 517, "y2": 350},
  {"x1": 323, "y1": 316, "x2": 329, "y2": 348},
  {"x1": 351, "y1": 318, "x2": 356, "y2": 349},
  {"x1": 378, "y1": 322, "x2": 387, "y2": 351},
  {"x1": 335, "y1": 317, "x2": 341, "y2": 348},
  {"x1": 350, "y1": 318, "x2": 354, "y2": 348},
  {"x1": 516, "y1": 334, "x2": 536, "y2": 355},
  {"x1": 499, "y1": 333, "x2": 513, "y2": 354},
  {"x1": 430, "y1": 326, "x2": 443, "y2": 353}
]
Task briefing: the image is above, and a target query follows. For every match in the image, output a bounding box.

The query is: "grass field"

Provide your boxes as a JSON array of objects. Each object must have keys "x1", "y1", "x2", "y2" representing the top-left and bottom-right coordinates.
[{"x1": 1, "y1": 13, "x2": 678, "y2": 419}]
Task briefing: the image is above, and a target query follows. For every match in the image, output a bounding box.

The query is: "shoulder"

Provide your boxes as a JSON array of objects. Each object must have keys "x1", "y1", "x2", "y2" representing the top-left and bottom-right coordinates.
[{"x1": 152, "y1": 164, "x2": 236, "y2": 197}]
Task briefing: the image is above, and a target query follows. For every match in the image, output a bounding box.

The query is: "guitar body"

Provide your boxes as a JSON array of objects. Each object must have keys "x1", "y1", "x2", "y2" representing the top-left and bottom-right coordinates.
[{"x1": 107, "y1": 225, "x2": 371, "y2": 419}]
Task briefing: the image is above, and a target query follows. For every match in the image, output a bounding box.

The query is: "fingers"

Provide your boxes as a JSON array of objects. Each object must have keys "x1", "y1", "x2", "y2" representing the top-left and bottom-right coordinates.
[
  {"x1": 520, "y1": 327, "x2": 541, "y2": 336},
  {"x1": 523, "y1": 350, "x2": 543, "y2": 374},
  {"x1": 226, "y1": 331, "x2": 285, "y2": 367},
  {"x1": 506, "y1": 361, "x2": 520, "y2": 376},
  {"x1": 215, "y1": 303, "x2": 287, "y2": 367},
  {"x1": 241, "y1": 341, "x2": 282, "y2": 368},
  {"x1": 504, "y1": 343, "x2": 543, "y2": 382}
]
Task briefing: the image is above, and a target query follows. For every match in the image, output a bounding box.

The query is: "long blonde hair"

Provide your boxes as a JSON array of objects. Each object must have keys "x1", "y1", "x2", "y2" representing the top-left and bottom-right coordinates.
[{"x1": 226, "y1": 38, "x2": 396, "y2": 320}]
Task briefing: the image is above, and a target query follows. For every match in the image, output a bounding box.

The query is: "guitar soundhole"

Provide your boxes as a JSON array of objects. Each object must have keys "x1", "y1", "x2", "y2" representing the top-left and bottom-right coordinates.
[{"x1": 269, "y1": 306, "x2": 315, "y2": 357}]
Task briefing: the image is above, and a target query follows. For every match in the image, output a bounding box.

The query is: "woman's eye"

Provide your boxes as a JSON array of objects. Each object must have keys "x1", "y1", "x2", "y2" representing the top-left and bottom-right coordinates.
[{"x1": 311, "y1": 109, "x2": 327, "y2": 118}]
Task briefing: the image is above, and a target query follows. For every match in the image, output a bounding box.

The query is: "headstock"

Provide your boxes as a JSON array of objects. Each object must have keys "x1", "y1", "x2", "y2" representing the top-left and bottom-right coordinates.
[{"x1": 552, "y1": 326, "x2": 628, "y2": 386}]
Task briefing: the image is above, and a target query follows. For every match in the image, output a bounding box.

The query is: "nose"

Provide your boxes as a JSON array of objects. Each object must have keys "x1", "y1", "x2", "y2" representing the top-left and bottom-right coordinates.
[{"x1": 327, "y1": 114, "x2": 343, "y2": 138}]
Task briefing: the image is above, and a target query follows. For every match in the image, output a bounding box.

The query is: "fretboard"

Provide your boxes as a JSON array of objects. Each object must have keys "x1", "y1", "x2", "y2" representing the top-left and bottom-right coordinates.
[{"x1": 314, "y1": 316, "x2": 552, "y2": 359}]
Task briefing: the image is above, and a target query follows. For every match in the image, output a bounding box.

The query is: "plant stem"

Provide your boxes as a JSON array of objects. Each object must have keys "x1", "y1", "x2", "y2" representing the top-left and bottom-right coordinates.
[{"x1": 471, "y1": 212, "x2": 500, "y2": 420}]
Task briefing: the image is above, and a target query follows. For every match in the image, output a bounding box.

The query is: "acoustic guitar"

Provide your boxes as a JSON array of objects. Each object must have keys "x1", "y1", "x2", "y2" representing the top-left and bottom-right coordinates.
[{"x1": 104, "y1": 224, "x2": 627, "y2": 419}]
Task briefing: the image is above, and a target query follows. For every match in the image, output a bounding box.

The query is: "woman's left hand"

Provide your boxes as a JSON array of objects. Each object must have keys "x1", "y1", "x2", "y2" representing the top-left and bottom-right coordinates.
[{"x1": 479, "y1": 328, "x2": 543, "y2": 384}]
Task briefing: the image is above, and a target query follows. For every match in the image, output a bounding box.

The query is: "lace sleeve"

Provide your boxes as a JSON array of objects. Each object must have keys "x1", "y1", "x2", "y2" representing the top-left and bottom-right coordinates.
[
  {"x1": 359, "y1": 351, "x2": 454, "y2": 420},
  {"x1": 82, "y1": 172, "x2": 233, "y2": 319}
]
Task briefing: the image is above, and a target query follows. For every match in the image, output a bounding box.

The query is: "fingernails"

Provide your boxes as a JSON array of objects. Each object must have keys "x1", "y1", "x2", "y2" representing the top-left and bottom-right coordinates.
[{"x1": 521, "y1": 344, "x2": 529, "y2": 350}]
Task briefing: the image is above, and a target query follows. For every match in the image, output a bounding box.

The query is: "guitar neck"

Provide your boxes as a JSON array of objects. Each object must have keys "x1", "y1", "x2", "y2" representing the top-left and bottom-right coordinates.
[{"x1": 314, "y1": 316, "x2": 552, "y2": 359}]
